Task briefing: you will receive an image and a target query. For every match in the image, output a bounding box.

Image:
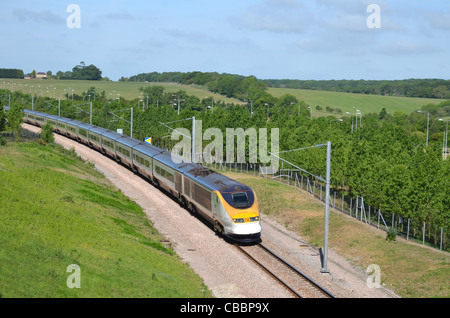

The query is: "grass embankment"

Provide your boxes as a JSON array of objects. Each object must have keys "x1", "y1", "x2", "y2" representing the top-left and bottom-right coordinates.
[
  {"x1": 224, "y1": 172, "x2": 450, "y2": 298},
  {"x1": 0, "y1": 141, "x2": 211, "y2": 298}
]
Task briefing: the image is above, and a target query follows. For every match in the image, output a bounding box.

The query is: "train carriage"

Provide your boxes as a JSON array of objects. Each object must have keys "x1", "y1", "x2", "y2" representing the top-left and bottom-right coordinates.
[
  {"x1": 115, "y1": 136, "x2": 141, "y2": 169},
  {"x1": 87, "y1": 126, "x2": 109, "y2": 151},
  {"x1": 53, "y1": 117, "x2": 73, "y2": 136},
  {"x1": 132, "y1": 143, "x2": 162, "y2": 180},
  {"x1": 76, "y1": 122, "x2": 95, "y2": 146},
  {"x1": 152, "y1": 151, "x2": 180, "y2": 195},
  {"x1": 23, "y1": 110, "x2": 41, "y2": 125},
  {"x1": 100, "y1": 130, "x2": 123, "y2": 158},
  {"x1": 65, "y1": 119, "x2": 84, "y2": 140}
]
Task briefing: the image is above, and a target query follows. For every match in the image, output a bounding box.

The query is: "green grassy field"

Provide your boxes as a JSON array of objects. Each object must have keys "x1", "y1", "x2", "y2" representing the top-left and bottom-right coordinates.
[
  {"x1": 2, "y1": 78, "x2": 440, "y2": 115},
  {"x1": 223, "y1": 172, "x2": 450, "y2": 298},
  {"x1": 1, "y1": 78, "x2": 243, "y2": 104},
  {"x1": 0, "y1": 141, "x2": 211, "y2": 298},
  {"x1": 269, "y1": 87, "x2": 442, "y2": 116}
]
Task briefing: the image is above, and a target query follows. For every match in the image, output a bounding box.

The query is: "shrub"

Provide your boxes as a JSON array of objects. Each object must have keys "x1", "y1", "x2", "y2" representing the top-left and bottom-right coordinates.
[
  {"x1": 41, "y1": 123, "x2": 54, "y2": 144},
  {"x1": 386, "y1": 227, "x2": 397, "y2": 242}
]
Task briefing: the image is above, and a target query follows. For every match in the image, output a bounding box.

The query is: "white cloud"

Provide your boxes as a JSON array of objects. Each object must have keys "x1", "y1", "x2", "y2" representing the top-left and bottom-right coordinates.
[
  {"x1": 12, "y1": 8, "x2": 65, "y2": 25},
  {"x1": 426, "y1": 10, "x2": 450, "y2": 30},
  {"x1": 374, "y1": 40, "x2": 442, "y2": 55},
  {"x1": 231, "y1": 0, "x2": 313, "y2": 33}
]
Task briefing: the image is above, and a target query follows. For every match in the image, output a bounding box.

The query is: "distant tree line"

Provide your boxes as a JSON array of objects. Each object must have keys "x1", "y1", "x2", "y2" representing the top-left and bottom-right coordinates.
[
  {"x1": 120, "y1": 71, "x2": 268, "y2": 101},
  {"x1": 263, "y1": 79, "x2": 450, "y2": 99},
  {"x1": 120, "y1": 71, "x2": 450, "y2": 100},
  {"x1": 0, "y1": 68, "x2": 24, "y2": 79}
]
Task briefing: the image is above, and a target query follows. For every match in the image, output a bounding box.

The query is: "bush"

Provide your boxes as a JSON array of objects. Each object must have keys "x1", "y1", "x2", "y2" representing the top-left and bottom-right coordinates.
[
  {"x1": 0, "y1": 110, "x2": 5, "y2": 131},
  {"x1": 41, "y1": 123, "x2": 54, "y2": 144},
  {"x1": 386, "y1": 227, "x2": 397, "y2": 242}
]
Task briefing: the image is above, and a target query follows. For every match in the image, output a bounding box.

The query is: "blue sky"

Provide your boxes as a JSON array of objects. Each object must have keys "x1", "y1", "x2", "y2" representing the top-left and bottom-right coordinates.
[{"x1": 1, "y1": 0, "x2": 449, "y2": 81}]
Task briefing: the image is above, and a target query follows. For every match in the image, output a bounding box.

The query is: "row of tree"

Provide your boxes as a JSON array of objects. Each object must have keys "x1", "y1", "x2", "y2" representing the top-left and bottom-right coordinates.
[
  {"x1": 0, "y1": 68, "x2": 24, "y2": 79},
  {"x1": 121, "y1": 71, "x2": 268, "y2": 101},
  {"x1": 3, "y1": 86, "x2": 449, "y2": 235}
]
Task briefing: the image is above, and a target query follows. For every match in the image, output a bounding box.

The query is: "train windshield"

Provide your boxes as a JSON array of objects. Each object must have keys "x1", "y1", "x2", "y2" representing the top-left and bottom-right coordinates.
[{"x1": 231, "y1": 192, "x2": 249, "y2": 208}]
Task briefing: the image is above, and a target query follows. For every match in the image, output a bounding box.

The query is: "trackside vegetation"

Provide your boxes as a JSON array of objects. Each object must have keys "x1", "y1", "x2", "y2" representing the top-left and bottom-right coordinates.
[
  {"x1": 223, "y1": 172, "x2": 450, "y2": 298},
  {"x1": 2, "y1": 85, "x2": 449, "y2": 245},
  {"x1": 0, "y1": 141, "x2": 211, "y2": 298}
]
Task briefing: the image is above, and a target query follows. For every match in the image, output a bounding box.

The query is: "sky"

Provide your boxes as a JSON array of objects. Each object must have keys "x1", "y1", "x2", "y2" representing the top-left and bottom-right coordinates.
[{"x1": 1, "y1": 0, "x2": 449, "y2": 81}]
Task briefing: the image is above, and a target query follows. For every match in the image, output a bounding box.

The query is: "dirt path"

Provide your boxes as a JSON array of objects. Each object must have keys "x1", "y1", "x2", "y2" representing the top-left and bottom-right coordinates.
[{"x1": 23, "y1": 124, "x2": 400, "y2": 298}]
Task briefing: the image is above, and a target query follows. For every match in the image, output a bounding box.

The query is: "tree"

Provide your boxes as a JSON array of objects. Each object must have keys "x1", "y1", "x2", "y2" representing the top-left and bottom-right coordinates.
[
  {"x1": 0, "y1": 109, "x2": 5, "y2": 131},
  {"x1": 379, "y1": 107, "x2": 387, "y2": 120},
  {"x1": 41, "y1": 122, "x2": 54, "y2": 144},
  {"x1": 83, "y1": 64, "x2": 102, "y2": 80},
  {"x1": 6, "y1": 104, "x2": 24, "y2": 142},
  {"x1": 71, "y1": 63, "x2": 102, "y2": 80}
]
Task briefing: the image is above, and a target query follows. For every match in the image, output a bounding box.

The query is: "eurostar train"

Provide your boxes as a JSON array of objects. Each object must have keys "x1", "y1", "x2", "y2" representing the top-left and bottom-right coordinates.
[{"x1": 12, "y1": 107, "x2": 261, "y2": 243}]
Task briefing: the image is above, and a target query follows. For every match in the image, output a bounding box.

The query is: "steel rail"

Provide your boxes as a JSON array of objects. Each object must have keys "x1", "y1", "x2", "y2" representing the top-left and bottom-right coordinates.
[{"x1": 258, "y1": 243, "x2": 335, "y2": 298}]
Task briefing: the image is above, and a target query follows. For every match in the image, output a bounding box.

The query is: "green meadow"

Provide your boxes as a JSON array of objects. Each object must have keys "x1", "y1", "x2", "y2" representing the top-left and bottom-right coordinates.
[
  {"x1": 268, "y1": 87, "x2": 442, "y2": 116},
  {"x1": 1, "y1": 78, "x2": 243, "y2": 104},
  {"x1": 0, "y1": 141, "x2": 211, "y2": 298}
]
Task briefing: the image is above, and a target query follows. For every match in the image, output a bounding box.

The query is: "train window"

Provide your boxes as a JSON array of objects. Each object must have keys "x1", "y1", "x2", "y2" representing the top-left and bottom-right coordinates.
[
  {"x1": 221, "y1": 190, "x2": 254, "y2": 209},
  {"x1": 165, "y1": 170, "x2": 174, "y2": 182},
  {"x1": 89, "y1": 134, "x2": 99, "y2": 142},
  {"x1": 118, "y1": 147, "x2": 130, "y2": 157},
  {"x1": 79, "y1": 129, "x2": 87, "y2": 137},
  {"x1": 103, "y1": 139, "x2": 113, "y2": 149},
  {"x1": 232, "y1": 192, "x2": 249, "y2": 208}
]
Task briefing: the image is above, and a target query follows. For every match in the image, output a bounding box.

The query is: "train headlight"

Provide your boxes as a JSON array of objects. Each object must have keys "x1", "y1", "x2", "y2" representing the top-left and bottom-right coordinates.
[
  {"x1": 233, "y1": 218, "x2": 245, "y2": 223},
  {"x1": 250, "y1": 216, "x2": 259, "y2": 222}
]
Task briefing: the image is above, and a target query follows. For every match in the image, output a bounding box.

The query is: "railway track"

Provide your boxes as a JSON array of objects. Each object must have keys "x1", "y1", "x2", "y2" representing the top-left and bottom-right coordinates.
[{"x1": 235, "y1": 243, "x2": 335, "y2": 298}]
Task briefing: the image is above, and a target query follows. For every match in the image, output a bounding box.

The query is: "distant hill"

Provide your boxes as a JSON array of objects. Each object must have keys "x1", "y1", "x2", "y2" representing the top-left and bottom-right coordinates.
[{"x1": 263, "y1": 78, "x2": 450, "y2": 99}]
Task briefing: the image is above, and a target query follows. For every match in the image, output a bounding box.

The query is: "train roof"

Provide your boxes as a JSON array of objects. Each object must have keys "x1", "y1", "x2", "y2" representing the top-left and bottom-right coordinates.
[
  {"x1": 88, "y1": 126, "x2": 109, "y2": 134},
  {"x1": 54, "y1": 117, "x2": 75, "y2": 124},
  {"x1": 185, "y1": 167, "x2": 251, "y2": 193},
  {"x1": 151, "y1": 149, "x2": 252, "y2": 192},
  {"x1": 116, "y1": 135, "x2": 142, "y2": 148},
  {"x1": 66, "y1": 119, "x2": 92, "y2": 128},
  {"x1": 102, "y1": 130, "x2": 124, "y2": 141},
  {"x1": 153, "y1": 151, "x2": 187, "y2": 170},
  {"x1": 45, "y1": 114, "x2": 60, "y2": 120},
  {"x1": 24, "y1": 109, "x2": 39, "y2": 115},
  {"x1": 133, "y1": 143, "x2": 163, "y2": 158},
  {"x1": 76, "y1": 122, "x2": 96, "y2": 131}
]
